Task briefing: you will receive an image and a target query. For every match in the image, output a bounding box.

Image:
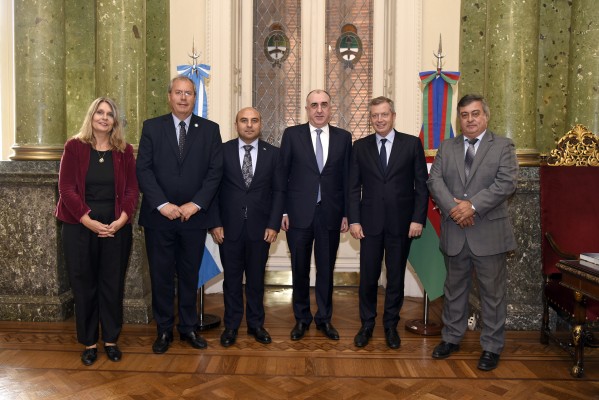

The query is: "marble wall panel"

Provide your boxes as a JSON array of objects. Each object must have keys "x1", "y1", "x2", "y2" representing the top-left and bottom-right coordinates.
[
  {"x1": 566, "y1": 0, "x2": 599, "y2": 133},
  {"x1": 536, "y1": 0, "x2": 571, "y2": 155},
  {"x1": 458, "y1": 0, "x2": 488, "y2": 99},
  {"x1": 470, "y1": 167, "x2": 542, "y2": 331},
  {"x1": 146, "y1": 0, "x2": 171, "y2": 120},
  {"x1": 0, "y1": 161, "x2": 152, "y2": 323}
]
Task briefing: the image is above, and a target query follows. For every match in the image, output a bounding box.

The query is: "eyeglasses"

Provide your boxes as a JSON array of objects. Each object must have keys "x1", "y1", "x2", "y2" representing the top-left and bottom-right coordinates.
[{"x1": 173, "y1": 90, "x2": 194, "y2": 97}]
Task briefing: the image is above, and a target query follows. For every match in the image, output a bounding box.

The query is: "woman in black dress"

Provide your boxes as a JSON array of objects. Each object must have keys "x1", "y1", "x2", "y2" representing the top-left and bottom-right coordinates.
[{"x1": 55, "y1": 97, "x2": 139, "y2": 366}]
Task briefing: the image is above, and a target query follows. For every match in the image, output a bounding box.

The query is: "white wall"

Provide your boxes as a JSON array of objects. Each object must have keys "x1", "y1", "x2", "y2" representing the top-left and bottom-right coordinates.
[{"x1": 0, "y1": 0, "x2": 15, "y2": 161}]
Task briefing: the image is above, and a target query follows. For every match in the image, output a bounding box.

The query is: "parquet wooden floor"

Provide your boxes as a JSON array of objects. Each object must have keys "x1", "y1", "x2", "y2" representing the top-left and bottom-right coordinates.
[{"x1": 1, "y1": 287, "x2": 598, "y2": 399}]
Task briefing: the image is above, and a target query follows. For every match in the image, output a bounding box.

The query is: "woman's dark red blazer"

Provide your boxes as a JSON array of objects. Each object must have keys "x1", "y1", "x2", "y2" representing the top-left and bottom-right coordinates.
[{"x1": 55, "y1": 138, "x2": 139, "y2": 224}]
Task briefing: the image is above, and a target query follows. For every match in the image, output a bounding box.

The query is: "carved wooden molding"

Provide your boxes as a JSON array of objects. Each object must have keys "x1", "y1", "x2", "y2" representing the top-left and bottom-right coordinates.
[{"x1": 547, "y1": 124, "x2": 599, "y2": 166}]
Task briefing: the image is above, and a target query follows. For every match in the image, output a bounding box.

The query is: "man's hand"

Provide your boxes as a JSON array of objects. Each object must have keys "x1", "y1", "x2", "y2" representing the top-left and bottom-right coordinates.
[
  {"x1": 159, "y1": 203, "x2": 182, "y2": 220},
  {"x1": 458, "y1": 216, "x2": 475, "y2": 228},
  {"x1": 449, "y1": 198, "x2": 475, "y2": 225},
  {"x1": 408, "y1": 222, "x2": 423, "y2": 238},
  {"x1": 350, "y1": 223, "x2": 364, "y2": 240},
  {"x1": 209, "y1": 227, "x2": 224, "y2": 244},
  {"x1": 264, "y1": 228, "x2": 278, "y2": 243},
  {"x1": 179, "y1": 202, "x2": 199, "y2": 222},
  {"x1": 281, "y1": 215, "x2": 289, "y2": 231},
  {"x1": 340, "y1": 217, "x2": 349, "y2": 233}
]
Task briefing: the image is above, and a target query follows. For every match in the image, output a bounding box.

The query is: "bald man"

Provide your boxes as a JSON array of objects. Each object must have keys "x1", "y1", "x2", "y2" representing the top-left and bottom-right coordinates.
[{"x1": 209, "y1": 108, "x2": 285, "y2": 347}]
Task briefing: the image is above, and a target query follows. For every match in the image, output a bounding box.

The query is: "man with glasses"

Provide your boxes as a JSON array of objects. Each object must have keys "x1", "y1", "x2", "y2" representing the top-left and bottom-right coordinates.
[{"x1": 137, "y1": 76, "x2": 223, "y2": 354}]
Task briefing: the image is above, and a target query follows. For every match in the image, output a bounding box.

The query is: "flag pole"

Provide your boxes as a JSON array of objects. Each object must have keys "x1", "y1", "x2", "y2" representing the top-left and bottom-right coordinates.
[
  {"x1": 405, "y1": 290, "x2": 442, "y2": 336},
  {"x1": 197, "y1": 286, "x2": 220, "y2": 331}
]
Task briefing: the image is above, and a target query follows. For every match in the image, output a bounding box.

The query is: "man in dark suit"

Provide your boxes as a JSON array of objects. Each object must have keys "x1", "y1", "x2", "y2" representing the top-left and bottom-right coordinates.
[
  {"x1": 279, "y1": 89, "x2": 352, "y2": 341},
  {"x1": 137, "y1": 76, "x2": 223, "y2": 354},
  {"x1": 349, "y1": 96, "x2": 428, "y2": 349},
  {"x1": 427, "y1": 94, "x2": 518, "y2": 371},
  {"x1": 208, "y1": 107, "x2": 284, "y2": 347}
]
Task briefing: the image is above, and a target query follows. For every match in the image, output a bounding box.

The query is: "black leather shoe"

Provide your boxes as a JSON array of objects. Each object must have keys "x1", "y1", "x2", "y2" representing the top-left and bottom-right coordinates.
[
  {"x1": 247, "y1": 326, "x2": 272, "y2": 344},
  {"x1": 81, "y1": 347, "x2": 97, "y2": 366},
  {"x1": 432, "y1": 341, "x2": 460, "y2": 359},
  {"x1": 152, "y1": 332, "x2": 173, "y2": 354},
  {"x1": 290, "y1": 322, "x2": 309, "y2": 340},
  {"x1": 385, "y1": 328, "x2": 401, "y2": 349},
  {"x1": 104, "y1": 345, "x2": 122, "y2": 362},
  {"x1": 316, "y1": 322, "x2": 340, "y2": 340},
  {"x1": 477, "y1": 351, "x2": 500, "y2": 371},
  {"x1": 180, "y1": 331, "x2": 208, "y2": 349},
  {"x1": 220, "y1": 328, "x2": 238, "y2": 347},
  {"x1": 354, "y1": 326, "x2": 373, "y2": 348}
]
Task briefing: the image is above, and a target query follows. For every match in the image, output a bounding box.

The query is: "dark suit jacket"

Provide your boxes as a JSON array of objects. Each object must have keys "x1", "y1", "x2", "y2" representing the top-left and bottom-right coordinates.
[
  {"x1": 278, "y1": 123, "x2": 352, "y2": 229},
  {"x1": 349, "y1": 130, "x2": 429, "y2": 236},
  {"x1": 136, "y1": 113, "x2": 223, "y2": 230},
  {"x1": 210, "y1": 139, "x2": 284, "y2": 241},
  {"x1": 55, "y1": 138, "x2": 139, "y2": 225},
  {"x1": 427, "y1": 131, "x2": 518, "y2": 256}
]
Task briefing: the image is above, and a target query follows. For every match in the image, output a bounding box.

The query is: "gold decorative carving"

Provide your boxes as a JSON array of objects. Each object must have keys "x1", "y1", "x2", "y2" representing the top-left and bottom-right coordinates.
[
  {"x1": 547, "y1": 124, "x2": 599, "y2": 166},
  {"x1": 572, "y1": 325, "x2": 582, "y2": 345}
]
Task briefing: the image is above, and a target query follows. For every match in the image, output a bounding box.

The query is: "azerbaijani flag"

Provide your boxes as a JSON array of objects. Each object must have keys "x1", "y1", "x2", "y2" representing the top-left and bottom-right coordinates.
[
  {"x1": 408, "y1": 157, "x2": 446, "y2": 300},
  {"x1": 408, "y1": 70, "x2": 460, "y2": 301}
]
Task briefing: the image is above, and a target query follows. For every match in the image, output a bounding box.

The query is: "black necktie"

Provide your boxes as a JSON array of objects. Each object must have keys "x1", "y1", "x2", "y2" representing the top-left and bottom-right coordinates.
[
  {"x1": 464, "y1": 138, "x2": 479, "y2": 178},
  {"x1": 178, "y1": 121, "x2": 187, "y2": 159},
  {"x1": 379, "y1": 138, "x2": 388, "y2": 171},
  {"x1": 242, "y1": 145, "x2": 253, "y2": 188}
]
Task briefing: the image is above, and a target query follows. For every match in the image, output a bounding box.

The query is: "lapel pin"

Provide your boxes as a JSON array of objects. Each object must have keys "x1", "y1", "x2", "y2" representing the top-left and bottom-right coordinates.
[{"x1": 194, "y1": 123, "x2": 198, "y2": 128}]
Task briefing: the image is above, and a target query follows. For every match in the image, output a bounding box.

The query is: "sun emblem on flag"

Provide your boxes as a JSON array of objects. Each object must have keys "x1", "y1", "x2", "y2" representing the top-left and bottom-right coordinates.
[
  {"x1": 335, "y1": 24, "x2": 363, "y2": 69},
  {"x1": 264, "y1": 23, "x2": 290, "y2": 68}
]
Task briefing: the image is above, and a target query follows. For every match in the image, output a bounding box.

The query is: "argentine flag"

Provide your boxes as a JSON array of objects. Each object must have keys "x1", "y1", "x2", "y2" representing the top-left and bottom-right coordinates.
[{"x1": 177, "y1": 62, "x2": 223, "y2": 288}]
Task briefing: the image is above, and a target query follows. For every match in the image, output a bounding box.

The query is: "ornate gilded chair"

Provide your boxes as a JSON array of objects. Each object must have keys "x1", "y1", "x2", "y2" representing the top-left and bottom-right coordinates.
[{"x1": 540, "y1": 124, "x2": 599, "y2": 377}]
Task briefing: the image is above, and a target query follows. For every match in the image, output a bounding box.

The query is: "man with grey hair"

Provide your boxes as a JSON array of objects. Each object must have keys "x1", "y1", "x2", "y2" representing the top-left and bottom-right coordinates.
[
  {"x1": 278, "y1": 89, "x2": 352, "y2": 341},
  {"x1": 349, "y1": 96, "x2": 428, "y2": 349}
]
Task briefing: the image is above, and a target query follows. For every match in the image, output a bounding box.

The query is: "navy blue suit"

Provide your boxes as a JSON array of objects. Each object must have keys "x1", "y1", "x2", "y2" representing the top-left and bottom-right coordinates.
[
  {"x1": 278, "y1": 123, "x2": 352, "y2": 325},
  {"x1": 349, "y1": 130, "x2": 428, "y2": 329},
  {"x1": 210, "y1": 139, "x2": 284, "y2": 330},
  {"x1": 137, "y1": 113, "x2": 223, "y2": 335}
]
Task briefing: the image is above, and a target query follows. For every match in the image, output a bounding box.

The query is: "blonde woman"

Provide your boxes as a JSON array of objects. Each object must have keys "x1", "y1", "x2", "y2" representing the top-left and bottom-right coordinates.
[{"x1": 55, "y1": 97, "x2": 139, "y2": 366}]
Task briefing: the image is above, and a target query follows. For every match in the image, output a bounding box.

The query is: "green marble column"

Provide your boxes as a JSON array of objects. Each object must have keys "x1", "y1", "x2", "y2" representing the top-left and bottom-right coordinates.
[
  {"x1": 458, "y1": 0, "x2": 488, "y2": 99},
  {"x1": 12, "y1": 0, "x2": 66, "y2": 160},
  {"x1": 566, "y1": 0, "x2": 599, "y2": 134},
  {"x1": 536, "y1": 0, "x2": 572, "y2": 155},
  {"x1": 486, "y1": 0, "x2": 539, "y2": 165},
  {"x1": 65, "y1": 0, "x2": 96, "y2": 137},
  {"x1": 146, "y1": 0, "x2": 171, "y2": 119},
  {"x1": 96, "y1": 0, "x2": 146, "y2": 144}
]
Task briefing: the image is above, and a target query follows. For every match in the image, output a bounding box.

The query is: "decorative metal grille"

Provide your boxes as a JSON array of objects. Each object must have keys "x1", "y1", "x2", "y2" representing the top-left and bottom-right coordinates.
[
  {"x1": 253, "y1": 0, "x2": 302, "y2": 146},
  {"x1": 326, "y1": 0, "x2": 373, "y2": 141}
]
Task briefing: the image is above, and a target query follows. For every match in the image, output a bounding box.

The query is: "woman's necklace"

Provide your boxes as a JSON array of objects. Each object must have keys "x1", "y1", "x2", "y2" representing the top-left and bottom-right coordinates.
[{"x1": 96, "y1": 149, "x2": 108, "y2": 163}]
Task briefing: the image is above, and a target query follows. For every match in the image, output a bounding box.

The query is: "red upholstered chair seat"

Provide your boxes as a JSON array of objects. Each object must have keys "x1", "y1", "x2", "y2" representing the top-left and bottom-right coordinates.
[{"x1": 539, "y1": 124, "x2": 599, "y2": 377}]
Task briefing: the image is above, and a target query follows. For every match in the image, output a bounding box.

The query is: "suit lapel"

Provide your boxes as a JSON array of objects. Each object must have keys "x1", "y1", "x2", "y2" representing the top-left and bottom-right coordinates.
[
  {"x1": 163, "y1": 115, "x2": 180, "y2": 160},
  {"x1": 466, "y1": 131, "x2": 494, "y2": 186},
  {"x1": 300, "y1": 124, "x2": 320, "y2": 173},
  {"x1": 385, "y1": 130, "x2": 403, "y2": 174},
  {"x1": 452, "y1": 135, "x2": 467, "y2": 186},
  {"x1": 181, "y1": 115, "x2": 201, "y2": 161},
  {"x1": 252, "y1": 140, "x2": 269, "y2": 186},
  {"x1": 364, "y1": 134, "x2": 385, "y2": 176}
]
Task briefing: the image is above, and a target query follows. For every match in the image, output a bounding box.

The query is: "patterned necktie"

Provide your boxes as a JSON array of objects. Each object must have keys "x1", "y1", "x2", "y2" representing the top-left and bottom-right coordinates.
[
  {"x1": 315, "y1": 129, "x2": 323, "y2": 203},
  {"x1": 242, "y1": 144, "x2": 253, "y2": 188},
  {"x1": 464, "y1": 138, "x2": 479, "y2": 179},
  {"x1": 379, "y1": 138, "x2": 388, "y2": 171},
  {"x1": 178, "y1": 121, "x2": 187, "y2": 159}
]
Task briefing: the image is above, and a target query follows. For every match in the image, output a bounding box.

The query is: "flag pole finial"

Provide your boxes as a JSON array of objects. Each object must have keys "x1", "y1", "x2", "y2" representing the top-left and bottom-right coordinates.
[
  {"x1": 433, "y1": 34, "x2": 444, "y2": 73},
  {"x1": 188, "y1": 37, "x2": 201, "y2": 70}
]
